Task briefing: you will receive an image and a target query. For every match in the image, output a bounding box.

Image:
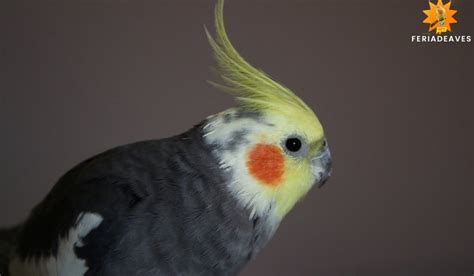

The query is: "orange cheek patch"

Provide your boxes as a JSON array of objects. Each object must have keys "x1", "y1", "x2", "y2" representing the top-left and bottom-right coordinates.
[{"x1": 246, "y1": 144, "x2": 284, "y2": 186}]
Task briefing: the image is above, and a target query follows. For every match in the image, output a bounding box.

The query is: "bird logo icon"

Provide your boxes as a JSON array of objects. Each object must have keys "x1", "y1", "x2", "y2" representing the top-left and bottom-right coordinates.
[{"x1": 423, "y1": 0, "x2": 458, "y2": 34}]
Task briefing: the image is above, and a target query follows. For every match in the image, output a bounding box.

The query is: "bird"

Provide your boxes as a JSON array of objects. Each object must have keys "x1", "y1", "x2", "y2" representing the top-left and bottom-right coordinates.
[
  {"x1": 0, "y1": 0, "x2": 332, "y2": 275},
  {"x1": 436, "y1": 5, "x2": 447, "y2": 26}
]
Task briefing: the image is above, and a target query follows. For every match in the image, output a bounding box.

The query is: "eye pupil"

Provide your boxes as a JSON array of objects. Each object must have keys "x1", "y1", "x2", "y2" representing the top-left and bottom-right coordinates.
[{"x1": 285, "y1": 138, "x2": 302, "y2": 152}]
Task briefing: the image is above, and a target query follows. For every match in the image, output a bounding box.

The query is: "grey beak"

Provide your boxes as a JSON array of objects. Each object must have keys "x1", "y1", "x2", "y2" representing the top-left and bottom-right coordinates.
[{"x1": 311, "y1": 142, "x2": 332, "y2": 188}]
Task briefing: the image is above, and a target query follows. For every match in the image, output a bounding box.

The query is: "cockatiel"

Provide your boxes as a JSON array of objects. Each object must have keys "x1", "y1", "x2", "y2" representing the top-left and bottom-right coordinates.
[
  {"x1": 0, "y1": 0, "x2": 332, "y2": 275},
  {"x1": 436, "y1": 5, "x2": 447, "y2": 25}
]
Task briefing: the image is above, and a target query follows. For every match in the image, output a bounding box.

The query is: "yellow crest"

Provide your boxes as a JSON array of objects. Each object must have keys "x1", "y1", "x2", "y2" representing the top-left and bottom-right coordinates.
[{"x1": 205, "y1": 0, "x2": 320, "y2": 128}]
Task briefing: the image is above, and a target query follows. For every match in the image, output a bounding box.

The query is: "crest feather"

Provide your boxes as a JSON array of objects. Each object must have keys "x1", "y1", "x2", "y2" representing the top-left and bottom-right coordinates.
[{"x1": 206, "y1": 0, "x2": 315, "y2": 116}]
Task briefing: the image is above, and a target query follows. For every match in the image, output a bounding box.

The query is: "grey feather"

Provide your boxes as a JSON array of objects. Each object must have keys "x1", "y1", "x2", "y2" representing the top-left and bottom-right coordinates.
[{"x1": 7, "y1": 122, "x2": 275, "y2": 276}]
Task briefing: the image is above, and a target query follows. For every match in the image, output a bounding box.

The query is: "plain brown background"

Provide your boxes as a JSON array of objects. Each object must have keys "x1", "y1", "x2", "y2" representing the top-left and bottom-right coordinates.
[{"x1": 1, "y1": 0, "x2": 473, "y2": 275}]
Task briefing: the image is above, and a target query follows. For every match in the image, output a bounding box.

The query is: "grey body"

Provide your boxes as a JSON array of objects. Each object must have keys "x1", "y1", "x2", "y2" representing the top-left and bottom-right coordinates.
[{"x1": 0, "y1": 122, "x2": 274, "y2": 276}]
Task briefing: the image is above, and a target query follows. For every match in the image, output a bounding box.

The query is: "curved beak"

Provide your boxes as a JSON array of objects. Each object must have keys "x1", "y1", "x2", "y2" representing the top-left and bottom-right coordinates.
[{"x1": 311, "y1": 140, "x2": 332, "y2": 188}]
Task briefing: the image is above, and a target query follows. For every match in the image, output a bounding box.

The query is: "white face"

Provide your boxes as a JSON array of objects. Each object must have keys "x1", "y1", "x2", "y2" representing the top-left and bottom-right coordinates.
[
  {"x1": 203, "y1": 109, "x2": 276, "y2": 220},
  {"x1": 203, "y1": 108, "x2": 332, "y2": 222}
]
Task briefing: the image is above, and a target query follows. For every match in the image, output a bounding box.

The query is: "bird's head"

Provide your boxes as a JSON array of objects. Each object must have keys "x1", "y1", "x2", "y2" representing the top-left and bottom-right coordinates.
[{"x1": 203, "y1": 0, "x2": 332, "y2": 222}]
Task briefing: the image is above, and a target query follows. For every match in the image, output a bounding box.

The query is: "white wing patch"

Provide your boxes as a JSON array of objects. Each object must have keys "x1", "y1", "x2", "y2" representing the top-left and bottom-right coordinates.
[{"x1": 10, "y1": 212, "x2": 103, "y2": 276}]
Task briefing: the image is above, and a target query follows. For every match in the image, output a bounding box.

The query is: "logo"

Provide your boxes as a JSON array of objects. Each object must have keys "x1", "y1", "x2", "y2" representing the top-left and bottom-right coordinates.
[
  {"x1": 411, "y1": 0, "x2": 471, "y2": 43},
  {"x1": 422, "y1": 0, "x2": 457, "y2": 34}
]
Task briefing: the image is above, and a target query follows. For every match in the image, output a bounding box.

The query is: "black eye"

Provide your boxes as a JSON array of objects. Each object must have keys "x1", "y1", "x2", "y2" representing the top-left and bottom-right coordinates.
[{"x1": 285, "y1": 138, "x2": 302, "y2": 152}]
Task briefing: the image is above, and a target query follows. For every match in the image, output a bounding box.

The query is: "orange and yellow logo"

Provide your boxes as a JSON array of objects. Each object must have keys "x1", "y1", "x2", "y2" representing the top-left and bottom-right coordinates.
[{"x1": 423, "y1": 0, "x2": 457, "y2": 35}]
